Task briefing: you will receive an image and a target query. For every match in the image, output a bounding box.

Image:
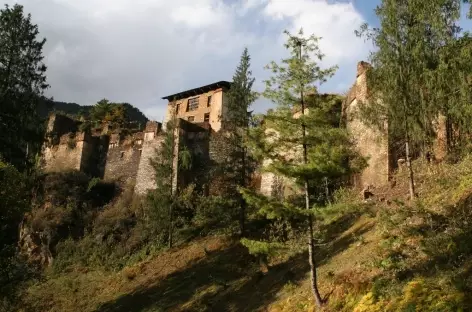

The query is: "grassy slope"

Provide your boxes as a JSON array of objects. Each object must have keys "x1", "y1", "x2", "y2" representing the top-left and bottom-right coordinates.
[
  {"x1": 19, "y1": 214, "x2": 378, "y2": 312},
  {"x1": 19, "y1": 157, "x2": 472, "y2": 311}
]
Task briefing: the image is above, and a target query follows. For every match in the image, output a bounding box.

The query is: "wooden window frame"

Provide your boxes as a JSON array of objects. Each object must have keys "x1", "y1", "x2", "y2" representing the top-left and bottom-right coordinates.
[{"x1": 187, "y1": 97, "x2": 199, "y2": 112}]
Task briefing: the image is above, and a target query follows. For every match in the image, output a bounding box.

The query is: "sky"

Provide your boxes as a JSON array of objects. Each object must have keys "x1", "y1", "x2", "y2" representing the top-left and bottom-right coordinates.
[{"x1": 4, "y1": 0, "x2": 472, "y2": 122}]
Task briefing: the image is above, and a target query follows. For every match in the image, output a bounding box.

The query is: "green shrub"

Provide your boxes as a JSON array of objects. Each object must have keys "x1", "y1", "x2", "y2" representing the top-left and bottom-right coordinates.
[
  {"x1": 193, "y1": 195, "x2": 238, "y2": 232},
  {"x1": 0, "y1": 161, "x2": 36, "y2": 304}
]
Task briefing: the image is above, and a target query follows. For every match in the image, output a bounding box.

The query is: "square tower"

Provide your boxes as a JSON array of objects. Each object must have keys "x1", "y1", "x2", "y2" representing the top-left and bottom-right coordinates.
[{"x1": 162, "y1": 81, "x2": 231, "y2": 132}]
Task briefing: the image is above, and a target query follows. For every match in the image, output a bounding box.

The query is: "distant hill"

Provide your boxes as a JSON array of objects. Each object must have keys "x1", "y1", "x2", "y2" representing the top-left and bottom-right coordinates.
[{"x1": 38, "y1": 99, "x2": 149, "y2": 126}]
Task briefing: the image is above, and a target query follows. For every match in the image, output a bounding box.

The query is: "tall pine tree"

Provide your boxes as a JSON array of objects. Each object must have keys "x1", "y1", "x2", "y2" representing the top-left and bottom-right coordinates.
[
  {"x1": 356, "y1": 0, "x2": 465, "y2": 197},
  {"x1": 0, "y1": 4, "x2": 48, "y2": 171},
  {"x1": 225, "y1": 48, "x2": 258, "y2": 236},
  {"x1": 242, "y1": 30, "x2": 365, "y2": 308}
]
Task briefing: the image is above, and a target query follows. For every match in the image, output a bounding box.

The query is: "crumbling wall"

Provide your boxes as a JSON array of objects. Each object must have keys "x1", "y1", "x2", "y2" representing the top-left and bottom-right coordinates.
[
  {"x1": 208, "y1": 129, "x2": 235, "y2": 196},
  {"x1": 135, "y1": 121, "x2": 162, "y2": 195},
  {"x1": 342, "y1": 61, "x2": 391, "y2": 188},
  {"x1": 43, "y1": 141, "x2": 83, "y2": 173},
  {"x1": 103, "y1": 133, "x2": 143, "y2": 185},
  {"x1": 42, "y1": 132, "x2": 86, "y2": 173},
  {"x1": 42, "y1": 114, "x2": 84, "y2": 173}
]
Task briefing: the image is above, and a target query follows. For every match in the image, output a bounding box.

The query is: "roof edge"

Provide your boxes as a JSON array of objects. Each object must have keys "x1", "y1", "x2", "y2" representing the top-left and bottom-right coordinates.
[{"x1": 162, "y1": 81, "x2": 232, "y2": 101}]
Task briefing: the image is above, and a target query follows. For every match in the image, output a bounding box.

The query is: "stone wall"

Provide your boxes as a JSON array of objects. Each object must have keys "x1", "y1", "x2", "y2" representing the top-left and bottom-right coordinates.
[
  {"x1": 43, "y1": 114, "x2": 164, "y2": 192},
  {"x1": 42, "y1": 89, "x2": 237, "y2": 198},
  {"x1": 134, "y1": 121, "x2": 163, "y2": 195},
  {"x1": 208, "y1": 129, "x2": 235, "y2": 196},
  {"x1": 103, "y1": 133, "x2": 143, "y2": 185},
  {"x1": 42, "y1": 138, "x2": 84, "y2": 173},
  {"x1": 342, "y1": 61, "x2": 391, "y2": 188}
]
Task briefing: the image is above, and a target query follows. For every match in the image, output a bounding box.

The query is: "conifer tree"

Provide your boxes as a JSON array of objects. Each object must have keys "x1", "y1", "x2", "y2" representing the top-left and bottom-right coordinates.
[
  {"x1": 241, "y1": 30, "x2": 365, "y2": 308},
  {"x1": 225, "y1": 48, "x2": 258, "y2": 236},
  {"x1": 356, "y1": 0, "x2": 464, "y2": 197},
  {"x1": 0, "y1": 4, "x2": 48, "y2": 171}
]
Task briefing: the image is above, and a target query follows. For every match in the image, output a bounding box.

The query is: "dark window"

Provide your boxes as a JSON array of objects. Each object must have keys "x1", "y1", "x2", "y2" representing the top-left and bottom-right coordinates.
[
  {"x1": 187, "y1": 97, "x2": 199, "y2": 111},
  {"x1": 176, "y1": 104, "x2": 180, "y2": 114},
  {"x1": 120, "y1": 151, "x2": 125, "y2": 159},
  {"x1": 138, "y1": 149, "x2": 142, "y2": 156},
  {"x1": 188, "y1": 116, "x2": 195, "y2": 122},
  {"x1": 204, "y1": 113, "x2": 210, "y2": 122},
  {"x1": 207, "y1": 95, "x2": 212, "y2": 107}
]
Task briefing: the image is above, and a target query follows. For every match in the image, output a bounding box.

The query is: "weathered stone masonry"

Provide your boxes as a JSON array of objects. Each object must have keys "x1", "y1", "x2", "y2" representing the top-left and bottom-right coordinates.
[
  {"x1": 42, "y1": 81, "x2": 235, "y2": 197},
  {"x1": 341, "y1": 61, "x2": 392, "y2": 188},
  {"x1": 42, "y1": 113, "x2": 162, "y2": 190}
]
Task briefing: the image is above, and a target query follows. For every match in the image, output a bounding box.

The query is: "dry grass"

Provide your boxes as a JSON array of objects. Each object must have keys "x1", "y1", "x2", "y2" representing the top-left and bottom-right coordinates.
[
  {"x1": 20, "y1": 157, "x2": 472, "y2": 312},
  {"x1": 269, "y1": 156, "x2": 472, "y2": 311},
  {"x1": 20, "y1": 236, "x2": 232, "y2": 312}
]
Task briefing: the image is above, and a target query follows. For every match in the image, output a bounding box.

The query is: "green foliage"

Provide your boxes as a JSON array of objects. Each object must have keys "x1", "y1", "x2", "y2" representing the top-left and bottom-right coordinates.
[
  {"x1": 243, "y1": 29, "x2": 366, "y2": 215},
  {"x1": 0, "y1": 161, "x2": 32, "y2": 296},
  {"x1": 223, "y1": 47, "x2": 258, "y2": 235},
  {"x1": 87, "y1": 177, "x2": 101, "y2": 192},
  {"x1": 0, "y1": 4, "x2": 49, "y2": 171},
  {"x1": 242, "y1": 30, "x2": 366, "y2": 307},
  {"x1": 52, "y1": 184, "x2": 152, "y2": 272},
  {"x1": 240, "y1": 238, "x2": 285, "y2": 257},
  {"x1": 226, "y1": 47, "x2": 258, "y2": 128},
  {"x1": 79, "y1": 120, "x2": 92, "y2": 133},
  {"x1": 89, "y1": 98, "x2": 128, "y2": 127},
  {"x1": 0, "y1": 162, "x2": 29, "y2": 248},
  {"x1": 356, "y1": 0, "x2": 472, "y2": 156},
  {"x1": 193, "y1": 196, "x2": 238, "y2": 234},
  {"x1": 315, "y1": 188, "x2": 368, "y2": 224}
]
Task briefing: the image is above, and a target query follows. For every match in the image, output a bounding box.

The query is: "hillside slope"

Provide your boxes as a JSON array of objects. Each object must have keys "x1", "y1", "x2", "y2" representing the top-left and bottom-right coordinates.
[{"x1": 17, "y1": 157, "x2": 472, "y2": 312}]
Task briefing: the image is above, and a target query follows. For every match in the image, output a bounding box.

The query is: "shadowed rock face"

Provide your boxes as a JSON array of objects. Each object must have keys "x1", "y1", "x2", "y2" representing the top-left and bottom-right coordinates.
[{"x1": 18, "y1": 215, "x2": 53, "y2": 267}]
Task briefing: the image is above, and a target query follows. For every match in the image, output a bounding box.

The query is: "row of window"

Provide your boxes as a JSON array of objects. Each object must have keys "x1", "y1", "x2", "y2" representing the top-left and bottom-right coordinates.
[
  {"x1": 187, "y1": 113, "x2": 210, "y2": 122},
  {"x1": 175, "y1": 95, "x2": 212, "y2": 114}
]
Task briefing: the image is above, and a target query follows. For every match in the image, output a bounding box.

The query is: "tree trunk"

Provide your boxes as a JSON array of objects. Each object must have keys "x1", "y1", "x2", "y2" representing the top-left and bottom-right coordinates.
[
  {"x1": 239, "y1": 198, "x2": 246, "y2": 237},
  {"x1": 168, "y1": 203, "x2": 173, "y2": 249},
  {"x1": 239, "y1": 146, "x2": 247, "y2": 237},
  {"x1": 308, "y1": 214, "x2": 323, "y2": 307},
  {"x1": 298, "y1": 41, "x2": 323, "y2": 308},
  {"x1": 405, "y1": 139, "x2": 416, "y2": 199},
  {"x1": 401, "y1": 78, "x2": 415, "y2": 200},
  {"x1": 169, "y1": 111, "x2": 177, "y2": 249}
]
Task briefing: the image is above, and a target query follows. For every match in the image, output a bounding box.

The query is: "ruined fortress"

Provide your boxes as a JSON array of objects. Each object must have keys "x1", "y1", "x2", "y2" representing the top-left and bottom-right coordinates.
[
  {"x1": 43, "y1": 62, "x2": 431, "y2": 197},
  {"x1": 42, "y1": 81, "x2": 234, "y2": 195}
]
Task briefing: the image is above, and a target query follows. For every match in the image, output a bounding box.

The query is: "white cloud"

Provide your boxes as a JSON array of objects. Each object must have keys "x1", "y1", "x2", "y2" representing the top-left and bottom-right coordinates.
[
  {"x1": 263, "y1": 0, "x2": 367, "y2": 67},
  {"x1": 6, "y1": 0, "x2": 370, "y2": 120}
]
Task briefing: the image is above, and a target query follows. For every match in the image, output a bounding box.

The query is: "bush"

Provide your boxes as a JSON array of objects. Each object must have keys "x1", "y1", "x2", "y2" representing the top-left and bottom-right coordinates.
[
  {"x1": 193, "y1": 195, "x2": 238, "y2": 233},
  {"x1": 0, "y1": 161, "x2": 36, "y2": 305},
  {"x1": 354, "y1": 278, "x2": 465, "y2": 312}
]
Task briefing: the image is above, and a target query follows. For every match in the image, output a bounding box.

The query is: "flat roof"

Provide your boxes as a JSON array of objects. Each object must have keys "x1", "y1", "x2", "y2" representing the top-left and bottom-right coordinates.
[{"x1": 162, "y1": 81, "x2": 231, "y2": 101}]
